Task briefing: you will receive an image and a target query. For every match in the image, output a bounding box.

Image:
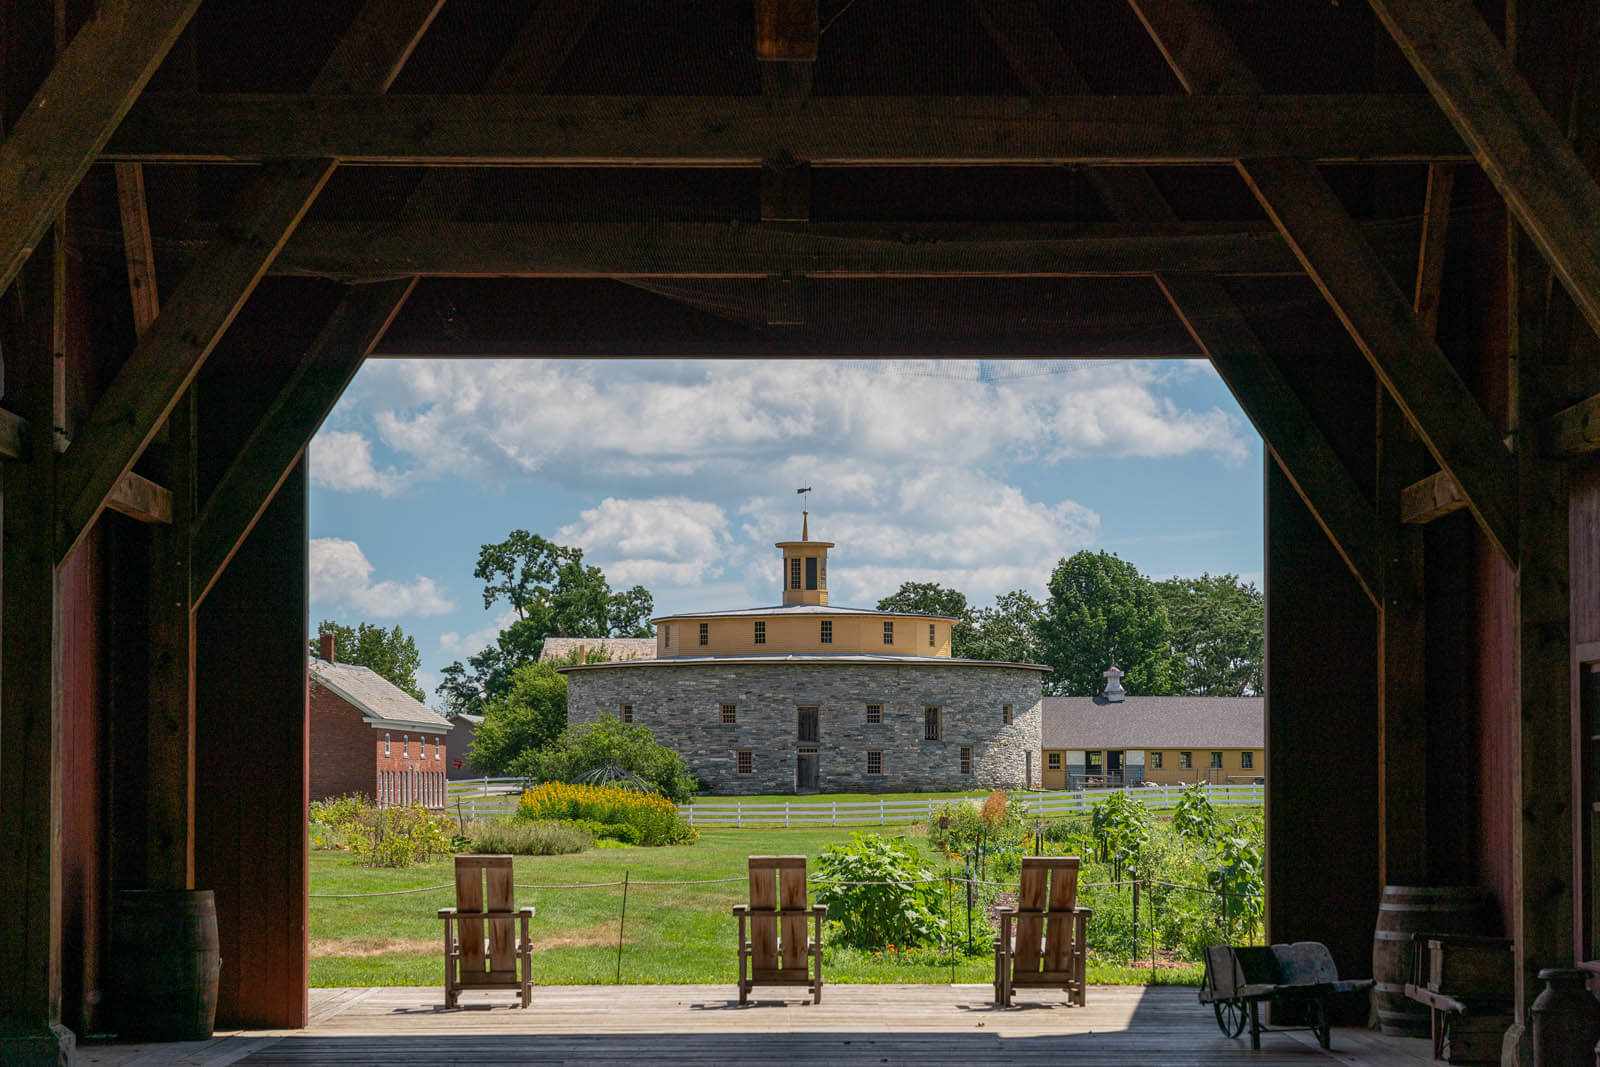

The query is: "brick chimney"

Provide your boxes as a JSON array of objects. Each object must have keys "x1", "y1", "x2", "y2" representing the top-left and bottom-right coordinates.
[{"x1": 319, "y1": 632, "x2": 336, "y2": 663}]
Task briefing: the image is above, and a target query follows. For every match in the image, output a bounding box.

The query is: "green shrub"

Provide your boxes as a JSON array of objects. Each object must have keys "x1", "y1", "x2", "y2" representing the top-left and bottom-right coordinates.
[
  {"x1": 813, "y1": 833, "x2": 949, "y2": 950},
  {"x1": 468, "y1": 818, "x2": 593, "y2": 855},
  {"x1": 336, "y1": 802, "x2": 455, "y2": 867},
  {"x1": 517, "y1": 715, "x2": 698, "y2": 803}
]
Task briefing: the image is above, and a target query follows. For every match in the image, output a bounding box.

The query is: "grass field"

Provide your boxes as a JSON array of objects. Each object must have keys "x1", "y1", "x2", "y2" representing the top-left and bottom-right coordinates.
[{"x1": 310, "y1": 822, "x2": 1204, "y2": 988}]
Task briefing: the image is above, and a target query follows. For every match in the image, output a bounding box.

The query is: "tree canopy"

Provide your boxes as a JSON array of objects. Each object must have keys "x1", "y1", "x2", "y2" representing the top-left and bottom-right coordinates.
[
  {"x1": 438, "y1": 531, "x2": 654, "y2": 717},
  {"x1": 465, "y1": 661, "x2": 569, "y2": 776},
  {"x1": 309, "y1": 619, "x2": 424, "y2": 701},
  {"x1": 1036, "y1": 550, "x2": 1174, "y2": 696},
  {"x1": 1156, "y1": 573, "x2": 1263, "y2": 696},
  {"x1": 965, "y1": 589, "x2": 1043, "y2": 664},
  {"x1": 875, "y1": 581, "x2": 979, "y2": 657}
]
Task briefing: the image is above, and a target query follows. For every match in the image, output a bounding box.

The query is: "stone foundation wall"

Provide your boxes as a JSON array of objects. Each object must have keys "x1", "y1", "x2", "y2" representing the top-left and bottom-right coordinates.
[{"x1": 566, "y1": 661, "x2": 1042, "y2": 794}]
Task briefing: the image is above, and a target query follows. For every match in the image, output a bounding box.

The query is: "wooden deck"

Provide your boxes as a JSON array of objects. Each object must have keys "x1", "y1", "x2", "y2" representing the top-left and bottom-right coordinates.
[{"x1": 80, "y1": 985, "x2": 1436, "y2": 1065}]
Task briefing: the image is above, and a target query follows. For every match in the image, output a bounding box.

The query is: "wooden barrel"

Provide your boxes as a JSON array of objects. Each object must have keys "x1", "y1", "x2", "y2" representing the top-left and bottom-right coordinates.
[
  {"x1": 1372, "y1": 885, "x2": 1491, "y2": 1036},
  {"x1": 109, "y1": 889, "x2": 221, "y2": 1041}
]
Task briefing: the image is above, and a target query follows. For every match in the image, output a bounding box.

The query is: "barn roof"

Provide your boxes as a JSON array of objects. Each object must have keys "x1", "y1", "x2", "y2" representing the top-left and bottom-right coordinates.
[
  {"x1": 309, "y1": 657, "x2": 452, "y2": 733},
  {"x1": 1041, "y1": 695, "x2": 1264, "y2": 750}
]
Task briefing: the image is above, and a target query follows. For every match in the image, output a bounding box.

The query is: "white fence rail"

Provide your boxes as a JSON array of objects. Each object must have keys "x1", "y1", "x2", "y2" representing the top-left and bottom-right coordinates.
[{"x1": 444, "y1": 778, "x2": 1265, "y2": 827}]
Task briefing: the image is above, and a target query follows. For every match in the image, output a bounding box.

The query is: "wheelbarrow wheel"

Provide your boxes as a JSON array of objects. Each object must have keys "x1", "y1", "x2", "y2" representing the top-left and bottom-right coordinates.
[{"x1": 1214, "y1": 998, "x2": 1248, "y2": 1037}]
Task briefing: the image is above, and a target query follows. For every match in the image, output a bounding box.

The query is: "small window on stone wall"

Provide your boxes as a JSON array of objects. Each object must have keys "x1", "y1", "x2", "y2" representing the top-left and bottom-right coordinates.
[
  {"x1": 621, "y1": 703, "x2": 633, "y2": 723},
  {"x1": 1002, "y1": 704, "x2": 1013, "y2": 725},
  {"x1": 721, "y1": 702, "x2": 737, "y2": 724},
  {"x1": 865, "y1": 703, "x2": 882, "y2": 724},
  {"x1": 960, "y1": 746, "x2": 973, "y2": 774},
  {"x1": 736, "y1": 750, "x2": 753, "y2": 775},
  {"x1": 867, "y1": 751, "x2": 883, "y2": 775},
  {"x1": 924, "y1": 706, "x2": 941, "y2": 741}
]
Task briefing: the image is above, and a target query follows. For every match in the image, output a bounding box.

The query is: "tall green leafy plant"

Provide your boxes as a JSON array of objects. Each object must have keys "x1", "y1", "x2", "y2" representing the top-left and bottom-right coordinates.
[
  {"x1": 813, "y1": 833, "x2": 949, "y2": 950},
  {"x1": 1089, "y1": 790, "x2": 1152, "y2": 883}
]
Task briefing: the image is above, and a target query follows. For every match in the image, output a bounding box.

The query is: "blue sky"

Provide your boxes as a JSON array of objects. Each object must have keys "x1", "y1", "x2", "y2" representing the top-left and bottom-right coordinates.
[{"x1": 308, "y1": 359, "x2": 1263, "y2": 704}]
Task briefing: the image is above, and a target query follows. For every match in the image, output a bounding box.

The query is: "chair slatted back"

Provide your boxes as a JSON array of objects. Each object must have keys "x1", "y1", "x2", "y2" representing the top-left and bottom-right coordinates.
[
  {"x1": 455, "y1": 855, "x2": 516, "y2": 975},
  {"x1": 1015, "y1": 857, "x2": 1079, "y2": 975},
  {"x1": 749, "y1": 855, "x2": 807, "y2": 973}
]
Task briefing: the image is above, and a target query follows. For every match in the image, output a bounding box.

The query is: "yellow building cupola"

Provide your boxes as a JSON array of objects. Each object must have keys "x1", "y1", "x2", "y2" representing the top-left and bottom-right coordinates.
[{"x1": 775, "y1": 510, "x2": 834, "y2": 606}]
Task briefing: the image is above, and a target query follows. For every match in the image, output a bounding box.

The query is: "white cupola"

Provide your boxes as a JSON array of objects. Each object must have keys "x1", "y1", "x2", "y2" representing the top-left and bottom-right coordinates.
[{"x1": 1103, "y1": 665, "x2": 1126, "y2": 702}]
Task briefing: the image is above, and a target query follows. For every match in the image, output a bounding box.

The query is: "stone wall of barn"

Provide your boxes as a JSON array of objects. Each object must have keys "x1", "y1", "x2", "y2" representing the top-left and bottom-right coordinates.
[{"x1": 565, "y1": 661, "x2": 1042, "y2": 794}]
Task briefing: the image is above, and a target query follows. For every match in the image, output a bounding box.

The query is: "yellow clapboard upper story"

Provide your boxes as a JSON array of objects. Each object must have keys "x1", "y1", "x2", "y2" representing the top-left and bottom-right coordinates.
[{"x1": 652, "y1": 511, "x2": 956, "y2": 658}]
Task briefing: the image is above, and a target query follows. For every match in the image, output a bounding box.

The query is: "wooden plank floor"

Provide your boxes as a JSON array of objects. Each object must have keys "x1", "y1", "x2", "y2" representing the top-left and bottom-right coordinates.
[{"x1": 79, "y1": 985, "x2": 1436, "y2": 1066}]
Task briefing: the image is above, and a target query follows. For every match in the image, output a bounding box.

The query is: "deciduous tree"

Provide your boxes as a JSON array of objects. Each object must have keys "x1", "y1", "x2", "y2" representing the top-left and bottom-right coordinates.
[
  {"x1": 1156, "y1": 573, "x2": 1263, "y2": 696},
  {"x1": 1036, "y1": 550, "x2": 1174, "y2": 696},
  {"x1": 309, "y1": 619, "x2": 425, "y2": 701},
  {"x1": 466, "y1": 662, "x2": 569, "y2": 776}
]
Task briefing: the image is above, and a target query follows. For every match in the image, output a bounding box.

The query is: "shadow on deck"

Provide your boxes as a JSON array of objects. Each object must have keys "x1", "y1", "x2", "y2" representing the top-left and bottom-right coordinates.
[{"x1": 80, "y1": 984, "x2": 1434, "y2": 1066}]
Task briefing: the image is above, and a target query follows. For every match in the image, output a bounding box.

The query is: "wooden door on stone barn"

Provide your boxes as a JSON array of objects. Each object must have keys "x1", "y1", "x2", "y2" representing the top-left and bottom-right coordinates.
[{"x1": 796, "y1": 747, "x2": 819, "y2": 793}]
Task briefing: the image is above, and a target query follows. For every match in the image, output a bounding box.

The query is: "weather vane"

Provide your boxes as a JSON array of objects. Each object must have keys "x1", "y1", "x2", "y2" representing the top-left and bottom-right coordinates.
[{"x1": 797, "y1": 486, "x2": 811, "y2": 507}]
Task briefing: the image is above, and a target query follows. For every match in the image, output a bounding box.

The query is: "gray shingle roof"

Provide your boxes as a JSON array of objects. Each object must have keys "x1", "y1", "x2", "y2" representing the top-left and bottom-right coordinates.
[
  {"x1": 310, "y1": 658, "x2": 452, "y2": 732},
  {"x1": 1041, "y1": 695, "x2": 1263, "y2": 749},
  {"x1": 652, "y1": 603, "x2": 959, "y2": 621},
  {"x1": 558, "y1": 653, "x2": 1049, "y2": 672},
  {"x1": 538, "y1": 637, "x2": 658, "y2": 662}
]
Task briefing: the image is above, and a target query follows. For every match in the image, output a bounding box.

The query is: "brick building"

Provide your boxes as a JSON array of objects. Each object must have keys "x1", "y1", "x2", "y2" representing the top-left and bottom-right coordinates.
[{"x1": 309, "y1": 634, "x2": 453, "y2": 809}]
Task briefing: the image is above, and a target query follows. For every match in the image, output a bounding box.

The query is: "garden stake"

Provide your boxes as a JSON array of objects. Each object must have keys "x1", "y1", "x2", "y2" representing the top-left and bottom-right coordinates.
[
  {"x1": 1131, "y1": 878, "x2": 1139, "y2": 967},
  {"x1": 616, "y1": 870, "x2": 630, "y2": 983}
]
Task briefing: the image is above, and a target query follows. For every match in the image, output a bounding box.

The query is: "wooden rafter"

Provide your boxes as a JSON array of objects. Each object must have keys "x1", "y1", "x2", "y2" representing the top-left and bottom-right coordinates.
[
  {"x1": 1548, "y1": 393, "x2": 1600, "y2": 457},
  {"x1": 971, "y1": 0, "x2": 1379, "y2": 604},
  {"x1": 1400, "y1": 469, "x2": 1466, "y2": 524},
  {"x1": 85, "y1": 216, "x2": 1426, "y2": 281},
  {"x1": 1129, "y1": 0, "x2": 1519, "y2": 562},
  {"x1": 1371, "y1": 0, "x2": 1600, "y2": 344},
  {"x1": 103, "y1": 92, "x2": 1467, "y2": 165},
  {"x1": 113, "y1": 163, "x2": 161, "y2": 333},
  {"x1": 52, "y1": 0, "x2": 448, "y2": 564},
  {"x1": 0, "y1": 406, "x2": 24, "y2": 460},
  {"x1": 1412, "y1": 164, "x2": 1456, "y2": 339},
  {"x1": 105, "y1": 470, "x2": 173, "y2": 525},
  {"x1": 0, "y1": 0, "x2": 201, "y2": 295},
  {"x1": 191, "y1": 279, "x2": 416, "y2": 607}
]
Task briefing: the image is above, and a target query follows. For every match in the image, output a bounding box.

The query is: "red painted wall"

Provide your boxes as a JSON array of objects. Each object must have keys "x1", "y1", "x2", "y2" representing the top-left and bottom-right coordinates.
[{"x1": 308, "y1": 679, "x2": 375, "y2": 802}]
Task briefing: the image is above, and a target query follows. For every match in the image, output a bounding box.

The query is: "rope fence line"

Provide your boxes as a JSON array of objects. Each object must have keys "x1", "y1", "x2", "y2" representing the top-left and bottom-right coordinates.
[{"x1": 310, "y1": 873, "x2": 1261, "y2": 899}]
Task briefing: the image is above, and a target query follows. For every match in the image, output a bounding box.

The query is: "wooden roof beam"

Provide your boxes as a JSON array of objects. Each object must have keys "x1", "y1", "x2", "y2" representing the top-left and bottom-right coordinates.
[
  {"x1": 191, "y1": 279, "x2": 416, "y2": 608},
  {"x1": 0, "y1": 407, "x2": 26, "y2": 461},
  {"x1": 972, "y1": 0, "x2": 1379, "y2": 605},
  {"x1": 1400, "y1": 470, "x2": 1466, "y2": 524},
  {"x1": 53, "y1": 0, "x2": 447, "y2": 564},
  {"x1": 105, "y1": 470, "x2": 173, "y2": 525},
  {"x1": 1129, "y1": 0, "x2": 1519, "y2": 562},
  {"x1": 1371, "y1": 0, "x2": 1600, "y2": 345},
  {"x1": 1547, "y1": 393, "x2": 1600, "y2": 457},
  {"x1": 103, "y1": 92, "x2": 1469, "y2": 165},
  {"x1": 0, "y1": 0, "x2": 201, "y2": 295}
]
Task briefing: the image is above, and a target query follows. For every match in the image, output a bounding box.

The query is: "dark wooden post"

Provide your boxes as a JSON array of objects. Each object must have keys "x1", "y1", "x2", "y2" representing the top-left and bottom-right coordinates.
[
  {"x1": 194, "y1": 459, "x2": 309, "y2": 1028},
  {"x1": 0, "y1": 261, "x2": 72, "y2": 1063},
  {"x1": 1264, "y1": 460, "x2": 1380, "y2": 1016}
]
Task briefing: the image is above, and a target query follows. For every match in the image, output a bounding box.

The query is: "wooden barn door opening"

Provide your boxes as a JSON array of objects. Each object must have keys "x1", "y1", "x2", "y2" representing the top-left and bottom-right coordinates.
[{"x1": 796, "y1": 748, "x2": 819, "y2": 793}]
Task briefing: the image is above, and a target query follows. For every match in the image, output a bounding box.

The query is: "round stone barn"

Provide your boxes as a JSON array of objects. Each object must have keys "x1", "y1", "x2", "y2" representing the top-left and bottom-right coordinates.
[{"x1": 560, "y1": 514, "x2": 1047, "y2": 794}]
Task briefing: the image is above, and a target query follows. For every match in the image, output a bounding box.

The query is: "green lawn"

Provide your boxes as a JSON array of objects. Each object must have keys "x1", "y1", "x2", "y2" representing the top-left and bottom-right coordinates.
[{"x1": 309, "y1": 823, "x2": 1202, "y2": 988}]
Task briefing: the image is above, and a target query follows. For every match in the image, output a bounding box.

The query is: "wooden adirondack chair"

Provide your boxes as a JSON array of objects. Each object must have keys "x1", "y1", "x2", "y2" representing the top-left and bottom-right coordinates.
[
  {"x1": 993, "y1": 855, "x2": 1090, "y2": 1006},
  {"x1": 732, "y1": 855, "x2": 826, "y2": 1004},
  {"x1": 438, "y1": 854, "x2": 534, "y2": 1008}
]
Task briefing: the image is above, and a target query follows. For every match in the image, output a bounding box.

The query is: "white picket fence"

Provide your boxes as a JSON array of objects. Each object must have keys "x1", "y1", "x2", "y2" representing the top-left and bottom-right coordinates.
[{"x1": 444, "y1": 777, "x2": 1264, "y2": 826}]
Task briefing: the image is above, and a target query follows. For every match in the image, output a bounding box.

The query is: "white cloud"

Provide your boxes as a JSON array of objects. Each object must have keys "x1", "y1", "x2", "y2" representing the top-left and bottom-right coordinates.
[
  {"x1": 335, "y1": 358, "x2": 1247, "y2": 491},
  {"x1": 439, "y1": 607, "x2": 520, "y2": 654},
  {"x1": 558, "y1": 497, "x2": 733, "y2": 589},
  {"x1": 309, "y1": 430, "x2": 407, "y2": 495},
  {"x1": 309, "y1": 537, "x2": 454, "y2": 617}
]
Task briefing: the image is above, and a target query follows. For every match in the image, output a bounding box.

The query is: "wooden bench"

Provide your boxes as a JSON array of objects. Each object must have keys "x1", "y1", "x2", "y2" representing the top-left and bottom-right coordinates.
[
  {"x1": 438, "y1": 854, "x2": 533, "y2": 1008},
  {"x1": 732, "y1": 855, "x2": 826, "y2": 1004},
  {"x1": 993, "y1": 856, "x2": 1089, "y2": 1007},
  {"x1": 1199, "y1": 941, "x2": 1373, "y2": 1050},
  {"x1": 1405, "y1": 935, "x2": 1514, "y2": 1064}
]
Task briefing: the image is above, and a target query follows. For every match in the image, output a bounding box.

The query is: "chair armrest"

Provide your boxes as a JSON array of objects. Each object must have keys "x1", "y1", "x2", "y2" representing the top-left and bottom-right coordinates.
[
  {"x1": 518, "y1": 907, "x2": 535, "y2": 917},
  {"x1": 732, "y1": 904, "x2": 749, "y2": 916},
  {"x1": 993, "y1": 905, "x2": 1017, "y2": 916},
  {"x1": 810, "y1": 905, "x2": 828, "y2": 918},
  {"x1": 438, "y1": 908, "x2": 458, "y2": 919}
]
